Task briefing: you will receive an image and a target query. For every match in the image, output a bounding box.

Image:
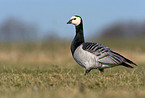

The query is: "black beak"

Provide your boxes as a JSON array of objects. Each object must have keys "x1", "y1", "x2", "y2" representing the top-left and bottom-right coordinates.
[{"x1": 67, "y1": 20, "x2": 72, "y2": 24}]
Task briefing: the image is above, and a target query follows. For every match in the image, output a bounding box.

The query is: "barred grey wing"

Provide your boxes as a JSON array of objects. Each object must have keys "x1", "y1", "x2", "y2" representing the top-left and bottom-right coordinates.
[
  {"x1": 82, "y1": 42, "x2": 136, "y2": 67},
  {"x1": 82, "y1": 42, "x2": 110, "y2": 56}
]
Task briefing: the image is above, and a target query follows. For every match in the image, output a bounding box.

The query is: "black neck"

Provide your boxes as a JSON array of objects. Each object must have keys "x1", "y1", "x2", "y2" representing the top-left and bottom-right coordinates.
[{"x1": 71, "y1": 21, "x2": 85, "y2": 55}]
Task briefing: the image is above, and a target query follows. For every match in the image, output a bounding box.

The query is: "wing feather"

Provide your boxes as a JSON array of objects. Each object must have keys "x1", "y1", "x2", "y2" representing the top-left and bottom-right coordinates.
[{"x1": 82, "y1": 42, "x2": 137, "y2": 67}]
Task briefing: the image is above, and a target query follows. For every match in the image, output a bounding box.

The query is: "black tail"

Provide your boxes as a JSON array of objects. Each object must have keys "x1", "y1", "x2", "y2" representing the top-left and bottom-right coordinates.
[
  {"x1": 111, "y1": 51, "x2": 137, "y2": 66},
  {"x1": 124, "y1": 58, "x2": 137, "y2": 66},
  {"x1": 121, "y1": 62, "x2": 134, "y2": 68}
]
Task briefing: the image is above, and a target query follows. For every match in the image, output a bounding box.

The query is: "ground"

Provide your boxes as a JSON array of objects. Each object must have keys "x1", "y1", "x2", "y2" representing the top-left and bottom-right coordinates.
[{"x1": 0, "y1": 39, "x2": 145, "y2": 98}]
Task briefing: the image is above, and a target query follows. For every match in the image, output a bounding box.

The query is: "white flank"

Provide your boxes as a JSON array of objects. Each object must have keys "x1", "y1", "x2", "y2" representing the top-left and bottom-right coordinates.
[{"x1": 73, "y1": 44, "x2": 101, "y2": 69}]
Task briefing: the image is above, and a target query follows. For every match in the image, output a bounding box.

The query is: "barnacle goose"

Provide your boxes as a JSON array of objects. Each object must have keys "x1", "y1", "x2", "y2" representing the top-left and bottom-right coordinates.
[{"x1": 67, "y1": 15, "x2": 137, "y2": 75}]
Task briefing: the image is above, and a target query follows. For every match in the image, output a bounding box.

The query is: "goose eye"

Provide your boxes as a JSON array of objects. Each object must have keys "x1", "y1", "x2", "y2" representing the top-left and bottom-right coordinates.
[{"x1": 74, "y1": 18, "x2": 76, "y2": 20}]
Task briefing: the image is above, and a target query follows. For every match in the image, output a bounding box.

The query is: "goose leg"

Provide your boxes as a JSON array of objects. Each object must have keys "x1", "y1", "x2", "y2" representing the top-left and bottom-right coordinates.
[
  {"x1": 99, "y1": 68, "x2": 104, "y2": 72},
  {"x1": 84, "y1": 69, "x2": 91, "y2": 75}
]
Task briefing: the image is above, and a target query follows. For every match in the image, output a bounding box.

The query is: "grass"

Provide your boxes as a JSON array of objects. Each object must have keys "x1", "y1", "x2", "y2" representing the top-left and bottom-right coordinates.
[{"x1": 0, "y1": 39, "x2": 145, "y2": 98}]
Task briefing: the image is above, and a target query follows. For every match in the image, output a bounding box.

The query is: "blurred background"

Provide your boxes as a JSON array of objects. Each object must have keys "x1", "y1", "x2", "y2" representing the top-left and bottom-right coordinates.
[{"x1": 0, "y1": 0, "x2": 145, "y2": 64}]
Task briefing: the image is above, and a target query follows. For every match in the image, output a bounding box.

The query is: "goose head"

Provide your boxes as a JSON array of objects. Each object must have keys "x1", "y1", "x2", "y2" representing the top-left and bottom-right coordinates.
[{"x1": 67, "y1": 15, "x2": 82, "y2": 26}]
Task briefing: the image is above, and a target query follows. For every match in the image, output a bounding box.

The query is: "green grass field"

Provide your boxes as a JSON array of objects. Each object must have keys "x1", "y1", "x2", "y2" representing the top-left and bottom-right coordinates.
[{"x1": 0, "y1": 39, "x2": 145, "y2": 98}]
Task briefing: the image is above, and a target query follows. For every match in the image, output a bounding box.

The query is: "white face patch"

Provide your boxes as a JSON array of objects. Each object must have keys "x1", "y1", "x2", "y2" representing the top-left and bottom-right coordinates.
[{"x1": 70, "y1": 16, "x2": 81, "y2": 26}]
